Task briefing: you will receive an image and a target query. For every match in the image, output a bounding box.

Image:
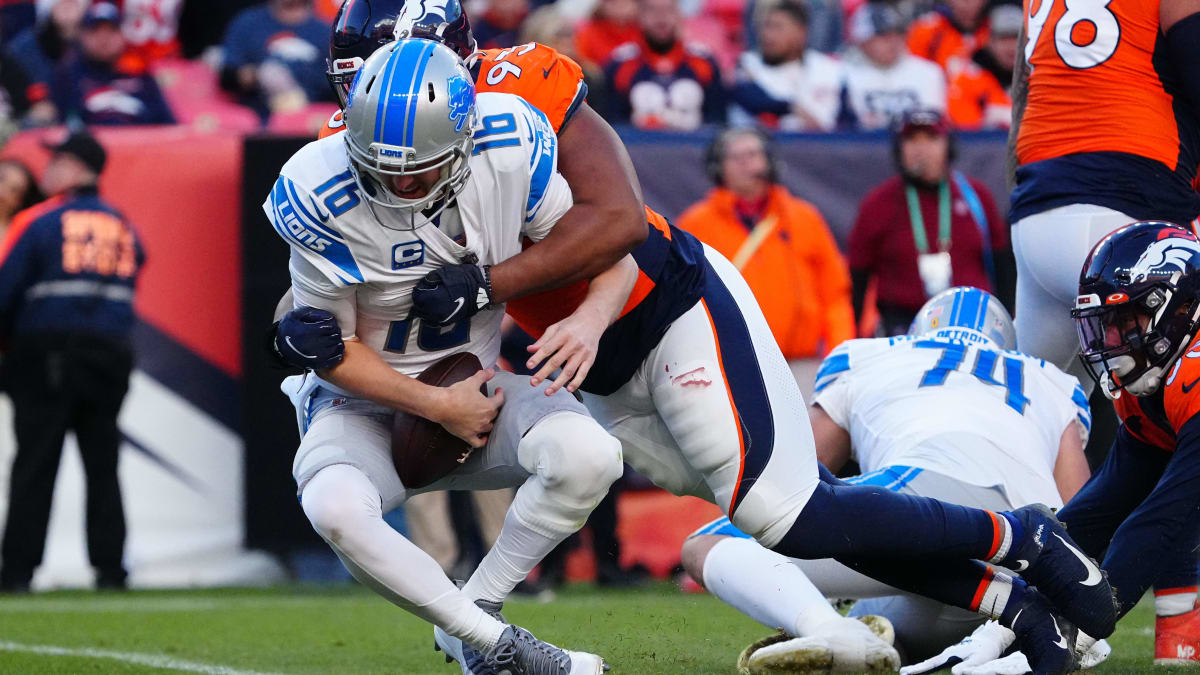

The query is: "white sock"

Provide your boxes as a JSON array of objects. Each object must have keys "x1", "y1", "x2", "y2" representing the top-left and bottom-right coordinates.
[
  {"x1": 702, "y1": 536, "x2": 843, "y2": 637},
  {"x1": 302, "y1": 465, "x2": 506, "y2": 652},
  {"x1": 462, "y1": 482, "x2": 565, "y2": 604},
  {"x1": 464, "y1": 412, "x2": 621, "y2": 605},
  {"x1": 1156, "y1": 588, "x2": 1198, "y2": 617}
]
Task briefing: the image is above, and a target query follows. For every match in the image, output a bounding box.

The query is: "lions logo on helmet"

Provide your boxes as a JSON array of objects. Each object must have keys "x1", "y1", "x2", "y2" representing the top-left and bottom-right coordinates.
[{"x1": 446, "y1": 74, "x2": 474, "y2": 132}]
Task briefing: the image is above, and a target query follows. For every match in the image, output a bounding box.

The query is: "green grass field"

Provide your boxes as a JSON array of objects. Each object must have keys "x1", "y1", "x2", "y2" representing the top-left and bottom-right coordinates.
[{"x1": 0, "y1": 583, "x2": 1159, "y2": 674}]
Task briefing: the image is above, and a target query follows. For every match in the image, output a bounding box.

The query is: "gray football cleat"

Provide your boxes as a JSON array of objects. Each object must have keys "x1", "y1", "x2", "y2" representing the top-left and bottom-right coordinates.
[{"x1": 482, "y1": 625, "x2": 608, "y2": 675}]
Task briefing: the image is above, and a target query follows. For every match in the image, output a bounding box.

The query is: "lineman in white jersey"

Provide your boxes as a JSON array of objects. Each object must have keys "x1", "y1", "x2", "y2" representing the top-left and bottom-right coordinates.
[
  {"x1": 265, "y1": 39, "x2": 627, "y2": 674},
  {"x1": 680, "y1": 287, "x2": 1095, "y2": 668}
]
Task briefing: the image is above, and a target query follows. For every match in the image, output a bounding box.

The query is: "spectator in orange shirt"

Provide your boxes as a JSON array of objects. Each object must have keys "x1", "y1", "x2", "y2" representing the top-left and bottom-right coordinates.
[
  {"x1": 677, "y1": 128, "x2": 854, "y2": 361},
  {"x1": 947, "y1": 4, "x2": 1020, "y2": 129},
  {"x1": 907, "y1": 0, "x2": 990, "y2": 76},
  {"x1": 575, "y1": 0, "x2": 640, "y2": 68}
]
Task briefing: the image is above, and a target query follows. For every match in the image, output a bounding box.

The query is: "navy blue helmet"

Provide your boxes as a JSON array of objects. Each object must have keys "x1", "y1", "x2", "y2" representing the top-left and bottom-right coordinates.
[
  {"x1": 327, "y1": 0, "x2": 410, "y2": 107},
  {"x1": 394, "y1": 0, "x2": 477, "y2": 60},
  {"x1": 1073, "y1": 221, "x2": 1200, "y2": 397}
]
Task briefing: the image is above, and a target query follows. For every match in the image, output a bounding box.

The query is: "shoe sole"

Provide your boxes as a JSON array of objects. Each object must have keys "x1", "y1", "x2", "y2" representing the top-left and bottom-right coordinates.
[{"x1": 737, "y1": 630, "x2": 896, "y2": 674}]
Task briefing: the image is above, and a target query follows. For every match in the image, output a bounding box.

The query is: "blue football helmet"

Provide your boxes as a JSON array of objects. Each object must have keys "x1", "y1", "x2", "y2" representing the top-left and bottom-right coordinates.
[
  {"x1": 909, "y1": 286, "x2": 1017, "y2": 350},
  {"x1": 327, "y1": 0, "x2": 409, "y2": 108}
]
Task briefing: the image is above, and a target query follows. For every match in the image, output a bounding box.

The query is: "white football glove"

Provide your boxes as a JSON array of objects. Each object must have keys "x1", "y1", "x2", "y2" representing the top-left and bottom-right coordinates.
[
  {"x1": 900, "y1": 621, "x2": 1112, "y2": 675},
  {"x1": 899, "y1": 621, "x2": 1014, "y2": 675}
]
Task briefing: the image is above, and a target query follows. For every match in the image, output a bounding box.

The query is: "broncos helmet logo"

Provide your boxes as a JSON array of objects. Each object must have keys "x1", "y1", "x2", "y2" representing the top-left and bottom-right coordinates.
[
  {"x1": 396, "y1": 0, "x2": 453, "y2": 36},
  {"x1": 1129, "y1": 238, "x2": 1200, "y2": 284},
  {"x1": 446, "y1": 74, "x2": 474, "y2": 132}
]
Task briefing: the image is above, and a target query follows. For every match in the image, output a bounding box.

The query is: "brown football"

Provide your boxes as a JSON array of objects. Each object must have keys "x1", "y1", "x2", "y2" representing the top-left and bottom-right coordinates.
[{"x1": 392, "y1": 352, "x2": 486, "y2": 489}]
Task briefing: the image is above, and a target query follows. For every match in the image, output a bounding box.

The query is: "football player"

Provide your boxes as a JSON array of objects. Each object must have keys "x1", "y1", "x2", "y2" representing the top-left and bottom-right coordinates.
[
  {"x1": 1007, "y1": 0, "x2": 1200, "y2": 389},
  {"x1": 267, "y1": 40, "x2": 634, "y2": 674},
  {"x1": 279, "y1": 7, "x2": 1121, "y2": 675},
  {"x1": 679, "y1": 287, "x2": 1098, "y2": 668}
]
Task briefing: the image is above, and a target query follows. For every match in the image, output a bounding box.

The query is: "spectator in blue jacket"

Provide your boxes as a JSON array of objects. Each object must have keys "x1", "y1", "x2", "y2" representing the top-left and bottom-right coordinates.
[
  {"x1": 50, "y1": 3, "x2": 175, "y2": 126},
  {"x1": 6, "y1": 0, "x2": 86, "y2": 90},
  {"x1": 219, "y1": 0, "x2": 332, "y2": 119},
  {"x1": 0, "y1": 130, "x2": 146, "y2": 592}
]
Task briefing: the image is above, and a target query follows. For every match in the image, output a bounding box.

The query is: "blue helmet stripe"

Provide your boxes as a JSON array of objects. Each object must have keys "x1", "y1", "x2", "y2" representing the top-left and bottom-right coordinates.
[
  {"x1": 975, "y1": 293, "x2": 989, "y2": 331},
  {"x1": 403, "y1": 42, "x2": 436, "y2": 146},
  {"x1": 948, "y1": 288, "x2": 963, "y2": 326},
  {"x1": 373, "y1": 43, "x2": 404, "y2": 144},
  {"x1": 955, "y1": 288, "x2": 981, "y2": 331},
  {"x1": 381, "y1": 40, "x2": 423, "y2": 145}
]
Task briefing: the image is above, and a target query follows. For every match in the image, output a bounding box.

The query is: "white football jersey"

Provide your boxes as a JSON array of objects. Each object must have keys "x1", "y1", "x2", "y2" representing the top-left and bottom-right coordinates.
[
  {"x1": 813, "y1": 333, "x2": 1091, "y2": 508},
  {"x1": 842, "y1": 52, "x2": 947, "y2": 131},
  {"x1": 263, "y1": 92, "x2": 571, "y2": 379}
]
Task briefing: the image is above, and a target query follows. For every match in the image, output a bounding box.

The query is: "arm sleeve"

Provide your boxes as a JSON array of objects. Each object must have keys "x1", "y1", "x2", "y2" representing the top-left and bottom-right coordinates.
[
  {"x1": 142, "y1": 76, "x2": 176, "y2": 124},
  {"x1": 1166, "y1": 13, "x2": 1200, "y2": 122}
]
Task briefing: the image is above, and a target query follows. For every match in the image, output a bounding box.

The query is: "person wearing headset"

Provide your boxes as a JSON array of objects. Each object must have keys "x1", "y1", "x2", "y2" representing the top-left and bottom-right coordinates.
[
  {"x1": 848, "y1": 109, "x2": 1014, "y2": 336},
  {"x1": 677, "y1": 127, "x2": 854, "y2": 383}
]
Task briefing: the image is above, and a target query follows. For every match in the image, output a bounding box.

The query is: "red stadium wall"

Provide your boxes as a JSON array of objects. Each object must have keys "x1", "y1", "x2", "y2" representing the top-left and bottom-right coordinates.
[{"x1": 2, "y1": 127, "x2": 243, "y2": 378}]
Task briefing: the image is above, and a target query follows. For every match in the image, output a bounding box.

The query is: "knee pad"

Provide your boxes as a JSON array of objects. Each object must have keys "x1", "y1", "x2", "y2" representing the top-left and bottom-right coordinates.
[
  {"x1": 300, "y1": 464, "x2": 383, "y2": 547},
  {"x1": 520, "y1": 412, "x2": 623, "y2": 505}
]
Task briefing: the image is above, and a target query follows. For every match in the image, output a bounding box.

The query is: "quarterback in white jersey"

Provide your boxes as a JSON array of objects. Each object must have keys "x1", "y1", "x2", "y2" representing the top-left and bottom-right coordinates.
[
  {"x1": 681, "y1": 287, "x2": 1094, "y2": 668},
  {"x1": 266, "y1": 40, "x2": 626, "y2": 675}
]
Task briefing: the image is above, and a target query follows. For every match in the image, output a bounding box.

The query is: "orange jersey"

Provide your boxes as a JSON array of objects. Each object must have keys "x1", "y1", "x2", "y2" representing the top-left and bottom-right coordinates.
[
  {"x1": 907, "y1": 11, "x2": 989, "y2": 75},
  {"x1": 318, "y1": 109, "x2": 345, "y2": 139},
  {"x1": 1016, "y1": 0, "x2": 1189, "y2": 169},
  {"x1": 467, "y1": 43, "x2": 588, "y2": 134},
  {"x1": 1115, "y1": 338, "x2": 1200, "y2": 451},
  {"x1": 947, "y1": 64, "x2": 1011, "y2": 130}
]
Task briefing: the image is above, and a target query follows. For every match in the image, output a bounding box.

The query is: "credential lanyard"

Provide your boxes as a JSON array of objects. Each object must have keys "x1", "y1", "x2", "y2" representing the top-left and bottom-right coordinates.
[{"x1": 905, "y1": 182, "x2": 951, "y2": 254}]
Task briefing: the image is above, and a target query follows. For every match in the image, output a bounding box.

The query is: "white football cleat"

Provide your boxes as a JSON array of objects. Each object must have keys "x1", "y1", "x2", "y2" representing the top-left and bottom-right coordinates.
[{"x1": 737, "y1": 615, "x2": 901, "y2": 674}]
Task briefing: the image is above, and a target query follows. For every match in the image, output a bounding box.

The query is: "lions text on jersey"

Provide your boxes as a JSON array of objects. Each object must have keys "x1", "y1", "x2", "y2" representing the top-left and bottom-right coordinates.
[
  {"x1": 264, "y1": 92, "x2": 572, "y2": 380},
  {"x1": 814, "y1": 333, "x2": 1090, "y2": 508}
]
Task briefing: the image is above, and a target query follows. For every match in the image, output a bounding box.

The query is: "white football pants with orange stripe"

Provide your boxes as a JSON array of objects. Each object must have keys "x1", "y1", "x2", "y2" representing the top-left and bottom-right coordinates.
[{"x1": 582, "y1": 245, "x2": 820, "y2": 548}]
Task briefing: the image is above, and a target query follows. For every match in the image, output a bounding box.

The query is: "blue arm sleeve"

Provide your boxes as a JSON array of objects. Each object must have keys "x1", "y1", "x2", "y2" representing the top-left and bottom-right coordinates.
[
  {"x1": 731, "y1": 79, "x2": 791, "y2": 116},
  {"x1": 1166, "y1": 13, "x2": 1200, "y2": 121},
  {"x1": 1096, "y1": 415, "x2": 1200, "y2": 617}
]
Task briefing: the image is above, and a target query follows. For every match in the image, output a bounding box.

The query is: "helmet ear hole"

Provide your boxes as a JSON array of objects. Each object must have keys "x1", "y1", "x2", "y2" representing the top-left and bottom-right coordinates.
[
  {"x1": 366, "y1": 75, "x2": 378, "y2": 94},
  {"x1": 428, "y1": 83, "x2": 436, "y2": 102}
]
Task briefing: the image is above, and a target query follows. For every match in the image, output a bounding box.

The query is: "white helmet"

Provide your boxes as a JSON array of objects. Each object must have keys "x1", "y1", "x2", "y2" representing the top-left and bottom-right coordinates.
[{"x1": 342, "y1": 39, "x2": 476, "y2": 225}]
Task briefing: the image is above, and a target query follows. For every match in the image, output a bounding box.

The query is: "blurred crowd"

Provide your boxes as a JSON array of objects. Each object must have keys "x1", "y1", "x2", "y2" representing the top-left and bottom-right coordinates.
[{"x1": 0, "y1": 0, "x2": 1020, "y2": 138}]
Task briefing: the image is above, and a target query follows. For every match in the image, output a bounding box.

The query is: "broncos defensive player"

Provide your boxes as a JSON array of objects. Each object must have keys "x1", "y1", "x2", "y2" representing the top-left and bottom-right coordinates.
[{"x1": 266, "y1": 39, "x2": 640, "y2": 674}]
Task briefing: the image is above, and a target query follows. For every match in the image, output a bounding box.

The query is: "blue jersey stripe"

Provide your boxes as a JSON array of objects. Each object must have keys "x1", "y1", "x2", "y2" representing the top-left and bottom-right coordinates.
[
  {"x1": 1072, "y1": 385, "x2": 1092, "y2": 432},
  {"x1": 816, "y1": 352, "x2": 850, "y2": 381},
  {"x1": 284, "y1": 180, "x2": 345, "y2": 243},
  {"x1": 269, "y1": 177, "x2": 363, "y2": 284}
]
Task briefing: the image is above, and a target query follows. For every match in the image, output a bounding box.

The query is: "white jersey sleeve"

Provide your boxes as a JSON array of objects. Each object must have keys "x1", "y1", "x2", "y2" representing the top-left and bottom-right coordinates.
[
  {"x1": 289, "y1": 250, "x2": 357, "y2": 338},
  {"x1": 812, "y1": 338, "x2": 892, "y2": 460}
]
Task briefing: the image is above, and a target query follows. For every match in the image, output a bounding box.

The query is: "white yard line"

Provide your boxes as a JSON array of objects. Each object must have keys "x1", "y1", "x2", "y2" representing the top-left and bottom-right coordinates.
[
  {"x1": 0, "y1": 640, "x2": 286, "y2": 675},
  {"x1": 0, "y1": 595, "x2": 356, "y2": 613}
]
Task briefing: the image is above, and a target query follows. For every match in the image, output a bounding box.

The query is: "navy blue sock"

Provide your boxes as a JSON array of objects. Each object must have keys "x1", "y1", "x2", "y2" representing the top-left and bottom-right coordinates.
[
  {"x1": 770, "y1": 477, "x2": 1006, "y2": 561},
  {"x1": 843, "y1": 556, "x2": 1028, "y2": 622}
]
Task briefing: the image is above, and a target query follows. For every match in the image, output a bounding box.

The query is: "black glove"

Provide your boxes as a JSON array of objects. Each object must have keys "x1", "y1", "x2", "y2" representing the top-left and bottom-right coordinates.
[
  {"x1": 411, "y1": 263, "x2": 493, "y2": 325},
  {"x1": 273, "y1": 306, "x2": 345, "y2": 370}
]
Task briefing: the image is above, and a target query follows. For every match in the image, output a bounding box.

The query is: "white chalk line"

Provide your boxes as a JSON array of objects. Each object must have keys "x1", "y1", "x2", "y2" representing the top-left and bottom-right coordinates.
[
  {"x1": 0, "y1": 595, "x2": 362, "y2": 614},
  {"x1": 0, "y1": 639, "x2": 286, "y2": 675}
]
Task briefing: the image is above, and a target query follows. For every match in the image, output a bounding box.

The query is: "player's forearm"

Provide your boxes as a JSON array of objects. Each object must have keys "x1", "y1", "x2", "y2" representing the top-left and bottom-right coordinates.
[
  {"x1": 487, "y1": 106, "x2": 647, "y2": 303},
  {"x1": 1005, "y1": 22, "x2": 1030, "y2": 190},
  {"x1": 577, "y1": 254, "x2": 639, "y2": 327},
  {"x1": 319, "y1": 340, "x2": 444, "y2": 418}
]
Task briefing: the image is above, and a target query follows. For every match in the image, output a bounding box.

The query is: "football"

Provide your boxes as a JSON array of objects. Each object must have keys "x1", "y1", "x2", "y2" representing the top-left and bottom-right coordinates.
[{"x1": 391, "y1": 352, "x2": 487, "y2": 489}]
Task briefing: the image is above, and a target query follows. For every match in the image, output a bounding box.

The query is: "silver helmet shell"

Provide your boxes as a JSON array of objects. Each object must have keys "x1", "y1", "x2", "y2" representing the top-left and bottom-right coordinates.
[
  {"x1": 342, "y1": 39, "x2": 476, "y2": 220},
  {"x1": 908, "y1": 286, "x2": 1017, "y2": 351}
]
